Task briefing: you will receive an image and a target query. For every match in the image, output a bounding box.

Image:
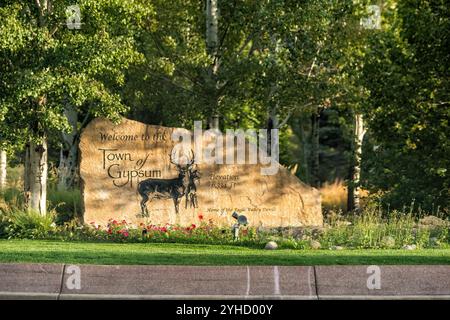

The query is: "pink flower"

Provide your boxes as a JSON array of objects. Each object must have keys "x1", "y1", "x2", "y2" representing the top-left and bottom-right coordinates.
[{"x1": 186, "y1": 224, "x2": 196, "y2": 231}]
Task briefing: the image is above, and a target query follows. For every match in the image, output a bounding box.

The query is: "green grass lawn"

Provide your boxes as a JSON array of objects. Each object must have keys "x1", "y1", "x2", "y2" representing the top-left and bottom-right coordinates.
[{"x1": 0, "y1": 240, "x2": 449, "y2": 265}]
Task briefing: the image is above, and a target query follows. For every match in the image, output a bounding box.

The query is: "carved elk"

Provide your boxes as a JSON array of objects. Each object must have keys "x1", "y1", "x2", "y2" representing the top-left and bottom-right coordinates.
[
  {"x1": 185, "y1": 168, "x2": 200, "y2": 209},
  {"x1": 137, "y1": 151, "x2": 199, "y2": 217}
]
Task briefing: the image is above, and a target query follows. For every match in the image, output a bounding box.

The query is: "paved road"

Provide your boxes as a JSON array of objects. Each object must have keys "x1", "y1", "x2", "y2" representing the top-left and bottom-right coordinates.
[{"x1": 0, "y1": 264, "x2": 449, "y2": 299}]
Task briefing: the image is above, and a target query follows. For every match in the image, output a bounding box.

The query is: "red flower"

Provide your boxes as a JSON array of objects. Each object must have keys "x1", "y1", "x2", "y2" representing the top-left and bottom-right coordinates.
[
  {"x1": 123, "y1": 231, "x2": 129, "y2": 237},
  {"x1": 190, "y1": 224, "x2": 196, "y2": 229}
]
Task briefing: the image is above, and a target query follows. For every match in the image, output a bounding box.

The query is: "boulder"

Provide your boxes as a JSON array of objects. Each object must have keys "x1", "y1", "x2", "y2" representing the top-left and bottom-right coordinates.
[
  {"x1": 265, "y1": 241, "x2": 278, "y2": 250},
  {"x1": 79, "y1": 117, "x2": 323, "y2": 228}
]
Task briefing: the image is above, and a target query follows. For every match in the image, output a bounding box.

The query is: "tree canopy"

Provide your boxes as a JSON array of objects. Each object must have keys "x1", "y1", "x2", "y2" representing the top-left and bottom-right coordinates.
[{"x1": 0, "y1": 0, "x2": 448, "y2": 213}]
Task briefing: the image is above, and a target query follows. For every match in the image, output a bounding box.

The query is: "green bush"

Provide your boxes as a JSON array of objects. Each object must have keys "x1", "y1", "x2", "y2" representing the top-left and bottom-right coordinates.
[
  {"x1": 0, "y1": 195, "x2": 448, "y2": 249},
  {"x1": 319, "y1": 203, "x2": 449, "y2": 249},
  {"x1": 47, "y1": 189, "x2": 81, "y2": 224},
  {"x1": 0, "y1": 187, "x2": 82, "y2": 225},
  {"x1": 0, "y1": 187, "x2": 23, "y2": 207},
  {"x1": 1, "y1": 209, "x2": 56, "y2": 239},
  {"x1": 6, "y1": 165, "x2": 23, "y2": 189}
]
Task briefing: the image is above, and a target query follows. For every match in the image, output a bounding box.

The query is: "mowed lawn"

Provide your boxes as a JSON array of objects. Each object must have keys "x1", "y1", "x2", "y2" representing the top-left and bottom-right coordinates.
[{"x1": 0, "y1": 240, "x2": 449, "y2": 265}]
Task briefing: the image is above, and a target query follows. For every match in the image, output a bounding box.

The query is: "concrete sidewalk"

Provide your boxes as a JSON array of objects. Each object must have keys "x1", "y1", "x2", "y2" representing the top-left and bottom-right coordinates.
[{"x1": 0, "y1": 264, "x2": 449, "y2": 300}]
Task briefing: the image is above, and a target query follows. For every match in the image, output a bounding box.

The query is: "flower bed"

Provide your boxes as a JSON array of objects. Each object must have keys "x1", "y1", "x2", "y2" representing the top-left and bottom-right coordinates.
[{"x1": 1, "y1": 207, "x2": 449, "y2": 249}]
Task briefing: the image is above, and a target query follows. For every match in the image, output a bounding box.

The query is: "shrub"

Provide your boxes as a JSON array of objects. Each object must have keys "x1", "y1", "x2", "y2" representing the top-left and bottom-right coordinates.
[
  {"x1": 47, "y1": 189, "x2": 82, "y2": 224},
  {"x1": 6, "y1": 165, "x2": 23, "y2": 189},
  {"x1": 319, "y1": 202, "x2": 449, "y2": 249},
  {"x1": 2, "y1": 209, "x2": 56, "y2": 239},
  {"x1": 320, "y1": 180, "x2": 347, "y2": 213},
  {"x1": 0, "y1": 195, "x2": 448, "y2": 249},
  {"x1": 0, "y1": 187, "x2": 82, "y2": 225},
  {"x1": 0, "y1": 187, "x2": 23, "y2": 208}
]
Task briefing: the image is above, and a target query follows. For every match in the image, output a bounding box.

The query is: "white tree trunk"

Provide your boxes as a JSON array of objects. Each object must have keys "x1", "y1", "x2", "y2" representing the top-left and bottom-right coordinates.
[
  {"x1": 57, "y1": 104, "x2": 78, "y2": 191},
  {"x1": 57, "y1": 143, "x2": 78, "y2": 191},
  {"x1": 206, "y1": 0, "x2": 220, "y2": 129},
  {"x1": 24, "y1": 139, "x2": 48, "y2": 215},
  {"x1": 352, "y1": 114, "x2": 366, "y2": 211},
  {"x1": 0, "y1": 150, "x2": 6, "y2": 190},
  {"x1": 206, "y1": 0, "x2": 219, "y2": 56}
]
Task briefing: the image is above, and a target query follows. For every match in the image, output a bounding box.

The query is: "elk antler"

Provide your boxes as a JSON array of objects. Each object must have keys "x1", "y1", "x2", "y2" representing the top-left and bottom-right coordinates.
[
  {"x1": 188, "y1": 149, "x2": 195, "y2": 166},
  {"x1": 170, "y1": 148, "x2": 195, "y2": 168},
  {"x1": 169, "y1": 150, "x2": 181, "y2": 168}
]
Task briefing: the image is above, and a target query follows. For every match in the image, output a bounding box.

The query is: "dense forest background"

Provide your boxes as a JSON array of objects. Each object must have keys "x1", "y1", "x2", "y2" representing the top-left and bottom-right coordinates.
[{"x1": 0, "y1": 0, "x2": 448, "y2": 217}]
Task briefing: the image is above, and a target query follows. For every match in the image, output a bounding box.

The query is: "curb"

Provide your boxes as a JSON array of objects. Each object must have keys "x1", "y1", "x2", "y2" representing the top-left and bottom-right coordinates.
[{"x1": 0, "y1": 264, "x2": 449, "y2": 300}]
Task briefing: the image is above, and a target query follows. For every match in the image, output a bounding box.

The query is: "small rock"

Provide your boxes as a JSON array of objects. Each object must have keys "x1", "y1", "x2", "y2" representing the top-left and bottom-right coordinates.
[
  {"x1": 330, "y1": 245, "x2": 344, "y2": 250},
  {"x1": 418, "y1": 216, "x2": 449, "y2": 237},
  {"x1": 419, "y1": 216, "x2": 448, "y2": 227},
  {"x1": 336, "y1": 221, "x2": 352, "y2": 227},
  {"x1": 402, "y1": 244, "x2": 417, "y2": 250},
  {"x1": 291, "y1": 228, "x2": 304, "y2": 240},
  {"x1": 429, "y1": 237, "x2": 439, "y2": 246},
  {"x1": 381, "y1": 236, "x2": 396, "y2": 248},
  {"x1": 265, "y1": 241, "x2": 278, "y2": 250},
  {"x1": 309, "y1": 240, "x2": 321, "y2": 250}
]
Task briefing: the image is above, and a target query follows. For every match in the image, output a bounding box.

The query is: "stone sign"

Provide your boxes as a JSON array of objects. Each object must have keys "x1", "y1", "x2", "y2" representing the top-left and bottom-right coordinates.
[{"x1": 79, "y1": 118, "x2": 322, "y2": 227}]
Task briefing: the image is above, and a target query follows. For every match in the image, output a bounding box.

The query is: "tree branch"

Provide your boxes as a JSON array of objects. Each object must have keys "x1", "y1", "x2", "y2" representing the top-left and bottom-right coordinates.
[
  {"x1": 236, "y1": 32, "x2": 256, "y2": 57},
  {"x1": 217, "y1": 0, "x2": 237, "y2": 55},
  {"x1": 307, "y1": 47, "x2": 321, "y2": 78},
  {"x1": 147, "y1": 70, "x2": 197, "y2": 95},
  {"x1": 277, "y1": 109, "x2": 292, "y2": 128},
  {"x1": 277, "y1": 102, "x2": 313, "y2": 128}
]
